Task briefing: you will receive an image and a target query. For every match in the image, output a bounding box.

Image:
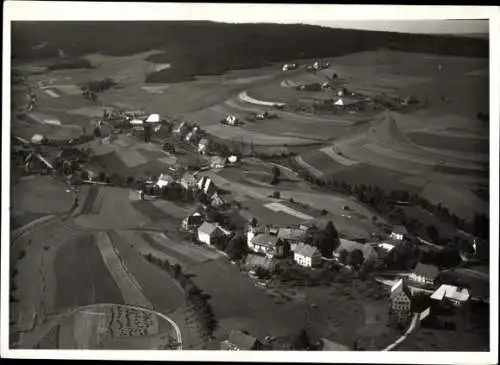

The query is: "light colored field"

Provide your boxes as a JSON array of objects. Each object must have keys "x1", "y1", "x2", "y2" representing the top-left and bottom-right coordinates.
[
  {"x1": 73, "y1": 309, "x2": 108, "y2": 349},
  {"x1": 147, "y1": 232, "x2": 221, "y2": 262},
  {"x1": 141, "y1": 85, "x2": 170, "y2": 94},
  {"x1": 120, "y1": 149, "x2": 148, "y2": 168},
  {"x1": 203, "y1": 123, "x2": 317, "y2": 145},
  {"x1": 96, "y1": 232, "x2": 156, "y2": 316},
  {"x1": 223, "y1": 75, "x2": 273, "y2": 85},
  {"x1": 44, "y1": 89, "x2": 60, "y2": 98},
  {"x1": 320, "y1": 146, "x2": 359, "y2": 166},
  {"x1": 51, "y1": 84, "x2": 82, "y2": 95},
  {"x1": 158, "y1": 156, "x2": 178, "y2": 165},
  {"x1": 67, "y1": 106, "x2": 106, "y2": 118},
  {"x1": 238, "y1": 91, "x2": 286, "y2": 107},
  {"x1": 466, "y1": 68, "x2": 488, "y2": 77},
  {"x1": 264, "y1": 202, "x2": 314, "y2": 220}
]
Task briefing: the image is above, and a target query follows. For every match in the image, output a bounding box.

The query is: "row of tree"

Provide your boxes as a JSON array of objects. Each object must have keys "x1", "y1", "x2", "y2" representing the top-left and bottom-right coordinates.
[
  {"x1": 142, "y1": 254, "x2": 217, "y2": 340},
  {"x1": 289, "y1": 158, "x2": 489, "y2": 242}
]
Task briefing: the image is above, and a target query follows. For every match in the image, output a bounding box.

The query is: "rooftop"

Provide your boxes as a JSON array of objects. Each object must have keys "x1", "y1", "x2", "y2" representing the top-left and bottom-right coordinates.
[
  {"x1": 251, "y1": 233, "x2": 281, "y2": 247},
  {"x1": 413, "y1": 262, "x2": 440, "y2": 280},
  {"x1": 198, "y1": 222, "x2": 220, "y2": 235},
  {"x1": 294, "y1": 243, "x2": 320, "y2": 258},
  {"x1": 431, "y1": 284, "x2": 470, "y2": 302},
  {"x1": 227, "y1": 330, "x2": 259, "y2": 350}
]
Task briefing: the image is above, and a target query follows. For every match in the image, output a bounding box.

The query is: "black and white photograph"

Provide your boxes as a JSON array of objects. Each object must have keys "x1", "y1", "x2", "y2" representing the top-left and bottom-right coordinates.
[{"x1": 2, "y1": 2, "x2": 498, "y2": 363}]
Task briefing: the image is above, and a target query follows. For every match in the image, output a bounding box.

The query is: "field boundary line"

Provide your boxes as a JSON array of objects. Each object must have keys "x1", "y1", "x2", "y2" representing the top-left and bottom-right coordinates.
[{"x1": 11, "y1": 214, "x2": 58, "y2": 243}]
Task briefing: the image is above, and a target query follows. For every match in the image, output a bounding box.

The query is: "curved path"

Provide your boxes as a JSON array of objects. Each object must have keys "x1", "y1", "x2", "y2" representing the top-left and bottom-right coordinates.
[
  {"x1": 382, "y1": 313, "x2": 419, "y2": 351},
  {"x1": 238, "y1": 91, "x2": 286, "y2": 107}
]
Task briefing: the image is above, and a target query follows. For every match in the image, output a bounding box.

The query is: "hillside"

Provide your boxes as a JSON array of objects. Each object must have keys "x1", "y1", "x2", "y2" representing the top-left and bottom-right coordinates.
[{"x1": 12, "y1": 21, "x2": 489, "y2": 83}]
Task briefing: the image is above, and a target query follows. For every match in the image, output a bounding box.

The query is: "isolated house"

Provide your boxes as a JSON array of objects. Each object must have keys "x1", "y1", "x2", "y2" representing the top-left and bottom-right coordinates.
[
  {"x1": 249, "y1": 233, "x2": 286, "y2": 258},
  {"x1": 180, "y1": 172, "x2": 198, "y2": 190},
  {"x1": 334, "y1": 98, "x2": 344, "y2": 106},
  {"x1": 197, "y1": 222, "x2": 224, "y2": 246},
  {"x1": 390, "y1": 225, "x2": 408, "y2": 241},
  {"x1": 431, "y1": 284, "x2": 470, "y2": 307},
  {"x1": 30, "y1": 134, "x2": 46, "y2": 144},
  {"x1": 182, "y1": 213, "x2": 204, "y2": 232},
  {"x1": 294, "y1": 243, "x2": 322, "y2": 268},
  {"x1": 390, "y1": 278, "x2": 413, "y2": 325},
  {"x1": 145, "y1": 113, "x2": 160, "y2": 123},
  {"x1": 220, "y1": 330, "x2": 262, "y2": 351},
  {"x1": 409, "y1": 263, "x2": 440, "y2": 285}
]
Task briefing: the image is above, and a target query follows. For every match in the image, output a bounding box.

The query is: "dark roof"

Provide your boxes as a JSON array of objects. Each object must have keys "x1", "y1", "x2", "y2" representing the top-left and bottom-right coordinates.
[
  {"x1": 392, "y1": 225, "x2": 408, "y2": 235},
  {"x1": 413, "y1": 262, "x2": 440, "y2": 280},
  {"x1": 228, "y1": 330, "x2": 259, "y2": 350},
  {"x1": 294, "y1": 243, "x2": 320, "y2": 258},
  {"x1": 251, "y1": 233, "x2": 280, "y2": 247},
  {"x1": 186, "y1": 215, "x2": 203, "y2": 225}
]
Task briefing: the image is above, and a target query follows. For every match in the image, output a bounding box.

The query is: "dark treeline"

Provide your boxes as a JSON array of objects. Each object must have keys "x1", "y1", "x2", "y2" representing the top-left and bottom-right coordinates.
[{"x1": 13, "y1": 21, "x2": 488, "y2": 83}]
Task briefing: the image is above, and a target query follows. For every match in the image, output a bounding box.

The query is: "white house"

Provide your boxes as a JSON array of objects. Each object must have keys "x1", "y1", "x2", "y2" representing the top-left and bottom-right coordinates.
[
  {"x1": 390, "y1": 225, "x2": 408, "y2": 241},
  {"x1": 431, "y1": 284, "x2": 470, "y2": 306},
  {"x1": 334, "y1": 98, "x2": 344, "y2": 106},
  {"x1": 156, "y1": 173, "x2": 174, "y2": 189},
  {"x1": 294, "y1": 243, "x2": 322, "y2": 268},
  {"x1": 210, "y1": 156, "x2": 226, "y2": 169},
  {"x1": 145, "y1": 114, "x2": 160, "y2": 123},
  {"x1": 31, "y1": 134, "x2": 45, "y2": 144},
  {"x1": 225, "y1": 115, "x2": 237, "y2": 125},
  {"x1": 197, "y1": 222, "x2": 224, "y2": 246}
]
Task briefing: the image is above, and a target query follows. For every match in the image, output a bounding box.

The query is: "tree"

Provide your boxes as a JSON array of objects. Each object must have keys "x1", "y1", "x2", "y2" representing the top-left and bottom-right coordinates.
[
  {"x1": 271, "y1": 165, "x2": 281, "y2": 185},
  {"x1": 338, "y1": 249, "x2": 348, "y2": 264},
  {"x1": 322, "y1": 220, "x2": 340, "y2": 256},
  {"x1": 347, "y1": 249, "x2": 364, "y2": 269},
  {"x1": 426, "y1": 224, "x2": 440, "y2": 243},
  {"x1": 93, "y1": 126, "x2": 101, "y2": 138},
  {"x1": 291, "y1": 329, "x2": 312, "y2": 350},
  {"x1": 250, "y1": 217, "x2": 258, "y2": 227},
  {"x1": 225, "y1": 234, "x2": 247, "y2": 261},
  {"x1": 144, "y1": 124, "x2": 152, "y2": 143},
  {"x1": 172, "y1": 264, "x2": 182, "y2": 278}
]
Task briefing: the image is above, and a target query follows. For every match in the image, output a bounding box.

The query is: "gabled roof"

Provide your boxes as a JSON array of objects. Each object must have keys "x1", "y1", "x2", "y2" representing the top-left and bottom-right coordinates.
[
  {"x1": 251, "y1": 233, "x2": 280, "y2": 247},
  {"x1": 392, "y1": 225, "x2": 408, "y2": 235},
  {"x1": 277, "y1": 227, "x2": 307, "y2": 242},
  {"x1": 413, "y1": 262, "x2": 440, "y2": 280},
  {"x1": 431, "y1": 284, "x2": 470, "y2": 302},
  {"x1": 198, "y1": 222, "x2": 220, "y2": 236},
  {"x1": 295, "y1": 243, "x2": 320, "y2": 258},
  {"x1": 185, "y1": 214, "x2": 203, "y2": 225},
  {"x1": 228, "y1": 330, "x2": 259, "y2": 350},
  {"x1": 390, "y1": 278, "x2": 412, "y2": 299}
]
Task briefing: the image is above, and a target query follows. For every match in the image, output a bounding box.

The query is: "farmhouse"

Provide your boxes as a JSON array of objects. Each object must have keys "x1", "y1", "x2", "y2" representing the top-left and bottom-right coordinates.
[
  {"x1": 294, "y1": 243, "x2": 321, "y2": 268},
  {"x1": 220, "y1": 330, "x2": 262, "y2": 351},
  {"x1": 249, "y1": 233, "x2": 287, "y2": 258},
  {"x1": 409, "y1": 262, "x2": 440, "y2": 285},
  {"x1": 182, "y1": 213, "x2": 203, "y2": 232},
  {"x1": 390, "y1": 225, "x2": 408, "y2": 241},
  {"x1": 390, "y1": 278, "x2": 413, "y2": 325},
  {"x1": 431, "y1": 284, "x2": 470, "y2": 306},
  {"x1": 197, "y1": 222, "x2": 225, "y2": 246},
  {"x1": 180, "y1": 172, "x2": 198, "y2": 190}
]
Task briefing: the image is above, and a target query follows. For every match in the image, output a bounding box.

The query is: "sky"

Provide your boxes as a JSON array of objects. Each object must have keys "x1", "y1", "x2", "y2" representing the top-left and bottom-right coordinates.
[{"x1": 305, "y1": 20, "x2": 489, "y2": 35}]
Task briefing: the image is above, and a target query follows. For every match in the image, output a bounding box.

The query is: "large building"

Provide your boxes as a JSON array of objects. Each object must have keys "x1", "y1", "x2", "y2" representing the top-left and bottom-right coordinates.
[
  {"x1": 294, "y1": 243, "x2": 322, "y2": 268},
  {"x1": 389, "y1": 278, "x2": 413, "y2": 325}
]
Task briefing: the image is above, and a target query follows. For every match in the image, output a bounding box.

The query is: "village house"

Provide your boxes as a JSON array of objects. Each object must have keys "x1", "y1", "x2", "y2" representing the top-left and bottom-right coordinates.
[
  {"x1": 198, "y1": 138, "x2": 209, "y2": 155},
  {"x1": 210, "y1": 155, "x2": 226, "y2": 169},
  {"x1": 431, "y1": 284, "x2": 470, "y2": 307},
  {"x1": 390, "y1": 225, "x2": 408, "y2": 241},
  {"x1": 409, "y1": 262, "x2": 440, "y2": 286},
  {"x1": 220, "y1": 330, "x2": 262, "y2": 351},
  {"x1": 389, "y1": 278, "x2": 413, "y2": 325},
  {"x1": 197, "y1": 176, "x2": 217, "y2": 196},
  {"x1": 249, "y1": 233, "x2": 287, "y2": 258},
  {"x1": 197, "y1": 222, "x2": 225, "y2": 246},
  {"x1": 156, "y1": 173, "x2": 174, "y2": 189},
  {"x1": 180, "y1": 172, "x2": 198, "y2": 190},
  {"x1": 182, "y1": 213, "x2": 203, "y2": 232},
  {"x1": 294, "y1": 243, "x2": 322, "y2": 268},
  {"x1": 210, "y1": 192, "x2": 225, "y2": 209}
]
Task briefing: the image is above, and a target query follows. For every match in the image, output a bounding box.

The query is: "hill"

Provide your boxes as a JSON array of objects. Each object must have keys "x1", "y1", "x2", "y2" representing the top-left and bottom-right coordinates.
[{"x1": 12, "y1": 21, "x2": 489, "y2": 83}]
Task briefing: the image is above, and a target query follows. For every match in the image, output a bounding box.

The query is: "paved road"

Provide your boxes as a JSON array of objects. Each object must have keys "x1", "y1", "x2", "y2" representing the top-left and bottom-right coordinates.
[{"x1": 382, "y1": 313, "x2": 419, "y2": 351}]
